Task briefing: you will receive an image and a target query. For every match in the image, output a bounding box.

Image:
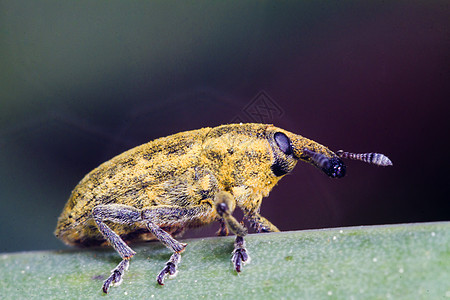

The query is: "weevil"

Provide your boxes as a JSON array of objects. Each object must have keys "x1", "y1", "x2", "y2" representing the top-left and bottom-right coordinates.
[{"x1": 55, "y1": 123, "x2": 392, "y2": 293}]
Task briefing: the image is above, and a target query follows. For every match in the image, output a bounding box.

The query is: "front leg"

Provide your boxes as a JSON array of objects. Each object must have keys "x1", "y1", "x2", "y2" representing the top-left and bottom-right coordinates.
[
  {"x1": 214, "y1": 191, "x2": 250, "y2": 273},
  {"x1": 216, "y1": 218, "x2": 229, "y2": 236},
  {"x1": 231, "y1": 236, "x2": 249, "y2": 272},
  {"x1": 246, "y1": 212, "x2": 280, "y2": 233}
]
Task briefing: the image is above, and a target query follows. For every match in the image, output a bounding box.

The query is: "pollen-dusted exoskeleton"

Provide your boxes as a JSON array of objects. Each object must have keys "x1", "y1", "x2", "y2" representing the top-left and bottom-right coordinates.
[{"x1": 54, "y1": 123, "x2": 392, "y2": 293}]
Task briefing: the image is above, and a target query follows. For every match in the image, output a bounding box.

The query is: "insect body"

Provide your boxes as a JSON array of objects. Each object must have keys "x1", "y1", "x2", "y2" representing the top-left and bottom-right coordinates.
[{"x1": 55, "y1": 123, "x2": 392, "y2": 293}]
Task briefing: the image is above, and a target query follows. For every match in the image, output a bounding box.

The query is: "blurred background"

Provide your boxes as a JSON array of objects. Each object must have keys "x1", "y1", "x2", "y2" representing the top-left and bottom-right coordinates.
[{"x1": 1, "y1": 1, "x2": 449, "y2": 253}]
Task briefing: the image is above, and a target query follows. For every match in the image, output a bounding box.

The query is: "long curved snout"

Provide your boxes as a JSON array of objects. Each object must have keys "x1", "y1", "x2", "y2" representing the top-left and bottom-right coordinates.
[
  {"x1": 301, "y1": 147, "x2": 346, "y2": 178},
  {"x1": 285, "y1": 132, "x2": 346, "y2": 178},
  {"x1": 321, "y1": 156, "x2": 346, "y2": 178}
]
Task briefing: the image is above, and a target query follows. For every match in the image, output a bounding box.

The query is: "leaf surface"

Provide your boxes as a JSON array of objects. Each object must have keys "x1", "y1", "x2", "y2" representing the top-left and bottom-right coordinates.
[{"x1": 1, "y1": 222, "x2": 449, "y2": 299}]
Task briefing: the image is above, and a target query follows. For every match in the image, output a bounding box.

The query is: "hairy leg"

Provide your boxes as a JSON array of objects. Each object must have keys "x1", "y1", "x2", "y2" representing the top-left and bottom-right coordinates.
[
  {"x1": 141, "y1": 203, "x2": 214, "y2": 284},
  {"x1": 92, "y1": 204, "x2": 141, "y2": 293},
  {"x1": 246, "y1": 212, "x2": 280, "y2": 233},
  {"x1": 214, "y1": 191, "x2": 250, "y2": 272},
  {"x1": 92, "y1": 202, "x2": 215, "y2": 291}
]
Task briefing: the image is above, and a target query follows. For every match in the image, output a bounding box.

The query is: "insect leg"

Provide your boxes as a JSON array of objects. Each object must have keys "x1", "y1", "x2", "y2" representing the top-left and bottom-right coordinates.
[
  {"x1": 216, "y1": 218, "x2": 229, "y2": 236},
  {"x1": 91, "y1": 204, "x2": 141, "y2": 293},
  {"x1": 144, "y1": 218, "x2": 187, "y2": 285},
  {"x1": 215, "y1": 191, "x2": 247, "y2": 237},
  {"x1": 156, "y1": 252, "x2": 181, "y2": 286},
  {"x1": 141, "y1": 203, "x2": 214, "y2": 285},
  {"x1": 246, "y1": 213, "x2": 280, "y2": 233},
  {"x1": 237, "y1": 195, "x2": 280, "y2": 233},
  {"x1": 214, "y1": 191, "x2": 250, "y2": 272},
  {"x1": 232, "y1": 236, "x2": 249, "y2": 273}
]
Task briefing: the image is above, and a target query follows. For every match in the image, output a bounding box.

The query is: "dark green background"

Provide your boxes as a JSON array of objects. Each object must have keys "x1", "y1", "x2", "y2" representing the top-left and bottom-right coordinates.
[{"x1": 1, "y1": 1, "x2": 449, "y2": 253}]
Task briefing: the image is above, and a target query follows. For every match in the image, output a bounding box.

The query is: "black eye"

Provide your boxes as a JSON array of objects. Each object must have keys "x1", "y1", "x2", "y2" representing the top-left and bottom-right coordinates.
[{"x1": 274, "y1": 132, "x2": 292, "y2": 155}]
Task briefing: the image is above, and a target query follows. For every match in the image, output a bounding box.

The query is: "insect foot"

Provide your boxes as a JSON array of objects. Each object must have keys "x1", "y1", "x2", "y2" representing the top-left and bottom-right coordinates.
[
  {"x1": 102, "y1": 259, "x2": 130, "y2": 294},
  {"x1": 231, "y1": 236, "x2": 250, "y2": 273},
  {"x1": 157, "y1": 252, "x2": 181, "y2": 285}
]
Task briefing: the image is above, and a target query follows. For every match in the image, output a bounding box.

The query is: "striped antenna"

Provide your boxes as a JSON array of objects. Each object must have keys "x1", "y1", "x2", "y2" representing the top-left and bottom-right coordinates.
[{"x1": 336, "y1": 150, "x2": 393, "y2": 166}]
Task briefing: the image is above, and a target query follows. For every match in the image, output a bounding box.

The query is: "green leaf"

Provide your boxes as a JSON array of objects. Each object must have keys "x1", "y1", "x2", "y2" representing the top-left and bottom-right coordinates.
[{"x1": 1, "y1": 222, "x2": 449, "y2": 299}]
